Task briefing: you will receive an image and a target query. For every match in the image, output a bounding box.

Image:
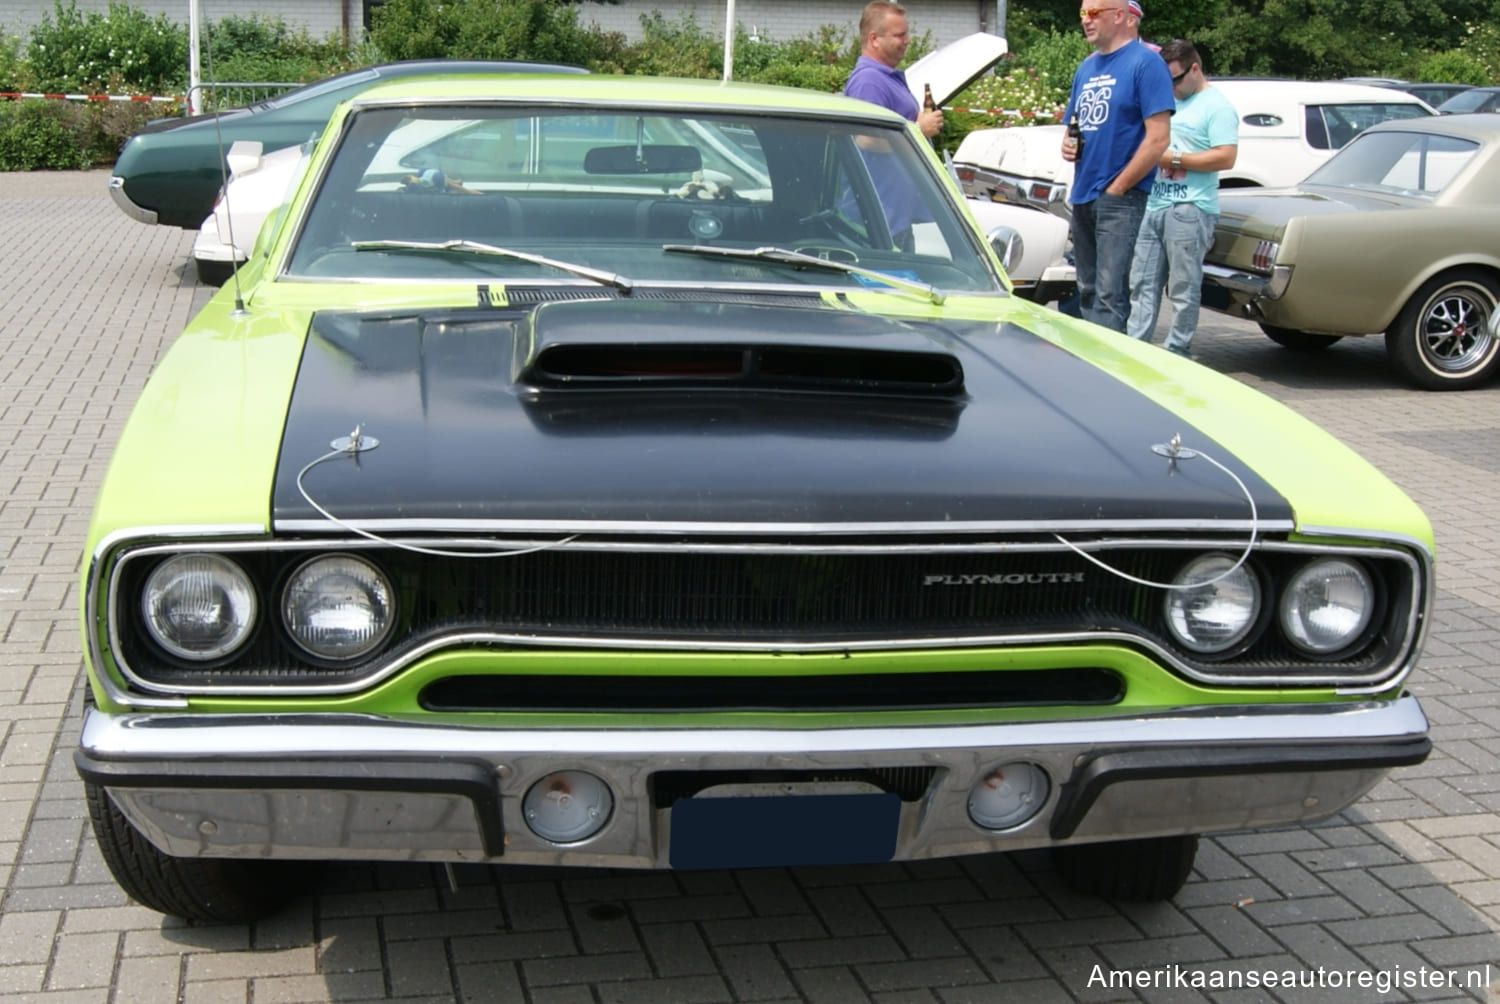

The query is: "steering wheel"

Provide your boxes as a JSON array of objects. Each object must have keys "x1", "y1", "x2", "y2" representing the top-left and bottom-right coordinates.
[
  {"x1": 796, "y1": 208, "x2": 868, "y2": 248},
  {"x1": 790, "y1": 244, "x2": 861, "y2": 265}
]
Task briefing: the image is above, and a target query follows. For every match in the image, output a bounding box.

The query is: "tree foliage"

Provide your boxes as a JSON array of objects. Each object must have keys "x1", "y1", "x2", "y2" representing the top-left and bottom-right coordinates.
[{"x1": 368, "y1": 0, "x2": 612, "y2": 65}]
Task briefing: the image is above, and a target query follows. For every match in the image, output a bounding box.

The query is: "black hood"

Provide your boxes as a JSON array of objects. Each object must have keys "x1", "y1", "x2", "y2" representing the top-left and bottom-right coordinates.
[{"x1": 272, "y1": 297, "x2": 1290, "y2": 527}]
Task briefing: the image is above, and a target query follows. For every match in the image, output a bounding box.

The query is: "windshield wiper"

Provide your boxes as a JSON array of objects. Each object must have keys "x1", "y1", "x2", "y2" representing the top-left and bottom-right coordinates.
[
  {"x1": 351, "y1": 238, "x2": 634, "y2": 293},
  {"x1": 663, "y1": 244, "x2": 945, "y2": 305}
]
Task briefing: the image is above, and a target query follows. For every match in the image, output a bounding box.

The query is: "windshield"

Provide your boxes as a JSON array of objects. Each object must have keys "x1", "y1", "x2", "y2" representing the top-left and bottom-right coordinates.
[
  {"x1": 1305, "y1": 129, "x2": 1479, "y2": 197},
  {"x1": 1436, "y1": 90, "x2": 1494, "y2": 114},
  {"x1": 1304, "y1": 102, "x2": 1432, "y2": 149},
  {"x1": 255, "y1": 69, "x2": 377, "y2": 112},
  {"x1": 285, "y1": 104, "x2": 1001, "y2": 293}
]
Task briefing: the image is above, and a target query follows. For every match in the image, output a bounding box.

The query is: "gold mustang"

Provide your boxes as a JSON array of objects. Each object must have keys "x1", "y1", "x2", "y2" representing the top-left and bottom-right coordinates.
[{"x1": 1202, "y1": 113, "x2": 1500, "y2": 390}]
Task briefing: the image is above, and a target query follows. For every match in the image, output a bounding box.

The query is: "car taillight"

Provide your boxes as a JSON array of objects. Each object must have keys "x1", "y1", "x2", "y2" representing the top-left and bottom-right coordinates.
[
  {"x1": 955, "y1": 166, "x2": 975, "y2": 183},
  {"x1": 1029, "y1": 182, "x2": 1054, "y2": 202},
  {"x1": 1252, "y1": 240, "x2": 1279, "y2": 271}
]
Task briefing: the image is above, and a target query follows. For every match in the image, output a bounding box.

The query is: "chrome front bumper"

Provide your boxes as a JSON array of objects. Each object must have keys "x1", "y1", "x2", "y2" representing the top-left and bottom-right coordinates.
[
  {"x1": 107, "y1": 176, "x2": 157, "y2": 226},
  {"x1": 76, "y1": 697, "x2": 1429, "y2": 868}
]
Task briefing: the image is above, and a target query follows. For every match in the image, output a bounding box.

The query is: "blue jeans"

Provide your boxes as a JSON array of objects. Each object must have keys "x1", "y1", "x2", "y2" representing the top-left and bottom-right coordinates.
[
  {"x1": 1069, "y1": 189, "x2": 1147, "y2": 333},
  {"x1": 1126, "y1": 202, "x2": 1217, "y2": 356}
]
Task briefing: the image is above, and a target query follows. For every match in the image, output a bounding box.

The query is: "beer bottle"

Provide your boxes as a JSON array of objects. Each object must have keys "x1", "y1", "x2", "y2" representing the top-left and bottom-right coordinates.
[
  {"x1": 922, "y1": 83, "x2": 939, "y2": 150},
  {"x1": 1067, "y1": 113, "x2": 1084, "y2": 159}
]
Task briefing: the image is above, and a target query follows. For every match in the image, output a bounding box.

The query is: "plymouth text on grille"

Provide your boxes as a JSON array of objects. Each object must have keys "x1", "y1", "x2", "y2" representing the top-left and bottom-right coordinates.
[{"x1": 922, "y1": 572, "x2": 1088, "y2": 586}]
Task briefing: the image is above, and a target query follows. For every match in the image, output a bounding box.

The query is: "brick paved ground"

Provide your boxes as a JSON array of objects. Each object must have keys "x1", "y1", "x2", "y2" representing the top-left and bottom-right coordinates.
[{"x1": 1, "y1": 170, "x2": 1498, "y2": 1002}]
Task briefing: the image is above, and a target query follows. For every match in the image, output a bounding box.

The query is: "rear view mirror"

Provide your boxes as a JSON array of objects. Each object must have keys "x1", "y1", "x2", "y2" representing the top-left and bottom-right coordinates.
[{"x1": 584, "y1": 145, "x2": 702, "y2": 175}]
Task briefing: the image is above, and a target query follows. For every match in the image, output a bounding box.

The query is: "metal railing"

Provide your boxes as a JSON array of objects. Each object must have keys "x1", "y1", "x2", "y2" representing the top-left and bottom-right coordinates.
[{"x1": 185, "y1": 81, "x2": 300, "y2": 114}]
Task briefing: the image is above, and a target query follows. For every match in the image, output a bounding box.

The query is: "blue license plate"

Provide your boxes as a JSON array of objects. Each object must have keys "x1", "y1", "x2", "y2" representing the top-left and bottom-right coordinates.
[{"x1": 669, "y1": 793, "x2": 900, "y2": 870}]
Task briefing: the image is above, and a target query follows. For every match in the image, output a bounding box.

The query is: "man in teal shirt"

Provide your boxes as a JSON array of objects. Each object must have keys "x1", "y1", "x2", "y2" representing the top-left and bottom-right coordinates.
[{"x1": 1125, "y1": 39, "x2": 1239, "y2": 357}]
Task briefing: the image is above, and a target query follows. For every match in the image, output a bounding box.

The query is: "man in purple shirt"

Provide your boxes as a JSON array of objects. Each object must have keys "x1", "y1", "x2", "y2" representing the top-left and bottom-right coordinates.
[
  {"x1": 844, "y1": 1, "x2": 943, "y2": 139},
  {"x1": 843, "y1": 1, "x2": 942, "y2": 250}
]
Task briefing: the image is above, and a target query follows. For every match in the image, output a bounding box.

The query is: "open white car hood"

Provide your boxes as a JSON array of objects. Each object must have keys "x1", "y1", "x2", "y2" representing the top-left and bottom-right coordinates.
[{"x1": 904, "y1": 33, "x2": 1008, "y2": 108}]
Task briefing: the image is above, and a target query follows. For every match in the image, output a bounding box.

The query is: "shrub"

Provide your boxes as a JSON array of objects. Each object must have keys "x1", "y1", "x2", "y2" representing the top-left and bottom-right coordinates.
[
  {"x1": 203, "y1": 14, "x2": 357, "y2": 84},
  {"x1": 26, "y1": 0, "x2": 186, "y2": 94},
  {"x1": 369, "y1": 0, "x2": 611, "y2": 66},
  {"x1": 0, "y1": 99, "x2": 92, "y2": 169},
  {"x1": 0, "y1": 27, "x2": 21, "y2": 90},
  {"x1": 1011, "y1": 29, "x2": 1089, "y2": 100},
  {"x1": 730, "y1": 24, "x2": 856, "y2": 92},
  {"x1": 1413, "y1": 49, "x2": 1492, "y2": 87},
  {"x1": 604, "y1": 12, "x2": 721, "y2": 79}
]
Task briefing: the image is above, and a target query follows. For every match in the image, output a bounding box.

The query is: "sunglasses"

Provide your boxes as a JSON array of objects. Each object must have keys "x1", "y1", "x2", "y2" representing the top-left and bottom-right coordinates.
[
  {"x1": 1078, "y1": 6, "x2": 1124, "y2": 18},
  {"x1": 1171, "y1": 68, "x2": 1191, "y2": 83}
]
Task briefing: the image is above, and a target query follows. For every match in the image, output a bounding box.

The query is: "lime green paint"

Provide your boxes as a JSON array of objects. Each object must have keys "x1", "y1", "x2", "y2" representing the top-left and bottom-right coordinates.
[
  {"x1": 175, "y1": 644, "x2": 1375, "y2": 727},
  {"x1": 85, "y1": 300, "x2": 306, "y2": 538}
]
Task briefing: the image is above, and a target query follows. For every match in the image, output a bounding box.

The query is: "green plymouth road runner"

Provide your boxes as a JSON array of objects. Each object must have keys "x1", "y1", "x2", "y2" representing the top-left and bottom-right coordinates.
[{"x1": 76, "y1": 75, "x2": 1433, "y2": 922}]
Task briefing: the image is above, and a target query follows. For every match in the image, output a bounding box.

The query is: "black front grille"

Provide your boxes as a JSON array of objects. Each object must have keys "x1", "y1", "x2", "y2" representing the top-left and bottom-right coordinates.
[
  {"x1": 419, "y1": 668, "x2": 1122, "y2": 713},
  {"x1": 110, "y1": 541, "x2": 1412, "y2": 689}
]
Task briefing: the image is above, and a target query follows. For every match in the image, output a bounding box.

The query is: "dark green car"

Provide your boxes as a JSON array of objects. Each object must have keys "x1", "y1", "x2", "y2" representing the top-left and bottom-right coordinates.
[{"x1": 107, "y1": 59, "x2": 586, "y2": 229}]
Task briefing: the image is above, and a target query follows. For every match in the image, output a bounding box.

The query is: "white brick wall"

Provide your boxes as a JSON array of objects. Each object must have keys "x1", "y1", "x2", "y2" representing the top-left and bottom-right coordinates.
[
  {"x1": 0, "y1": 0, "x2": 996, "y2": 52},
  {"x1": 581, "y1": 0, "x2": 996, "y2": 48}
]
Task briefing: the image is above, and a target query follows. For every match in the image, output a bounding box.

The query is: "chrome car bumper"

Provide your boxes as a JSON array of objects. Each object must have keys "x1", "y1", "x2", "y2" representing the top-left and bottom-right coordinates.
[
  {"x1": 958, "y1": 164, "x2": 1070, "y2": 220},
  {"x1": 76, "y1": 698, "x2": 1429, "y2": 868},
  {"x1": 108, "y1": 176, "x2": 157, "y2": 225},
  {"x1": 1202, "y1": 263, "x2": 1293, "y2": 303}
]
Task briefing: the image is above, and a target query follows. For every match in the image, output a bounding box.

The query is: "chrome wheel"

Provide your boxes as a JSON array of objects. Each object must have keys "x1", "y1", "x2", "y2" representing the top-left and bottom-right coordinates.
[{"x1": 1386, "y1": 270, "x2": 1500, "y2": 390}]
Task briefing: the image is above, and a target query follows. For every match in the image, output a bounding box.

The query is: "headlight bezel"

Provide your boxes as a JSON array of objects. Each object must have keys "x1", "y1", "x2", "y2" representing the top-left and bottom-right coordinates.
[{"x1": 96, "y1": 536, "x2": 1427, "y2": 697}]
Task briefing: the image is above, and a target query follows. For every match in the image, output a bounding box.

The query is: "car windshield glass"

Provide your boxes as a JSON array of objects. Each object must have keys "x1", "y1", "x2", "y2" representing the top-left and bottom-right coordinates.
[
  {"x1": 284, "y1": 104, "x2": 1000, "y2": 292},
  {"x1": 1305, "y1": 129, "x2": 1479, "y2": 196},
  {"x1": 258, "y1": 69, "x2": 378, "y2": 111},
  {"x1": 1436, "y1": 90, "x2": 1493, "y2": 113},
  {"x1": 1306, "y1": 102, "x2": 1432, "y2": 149}
]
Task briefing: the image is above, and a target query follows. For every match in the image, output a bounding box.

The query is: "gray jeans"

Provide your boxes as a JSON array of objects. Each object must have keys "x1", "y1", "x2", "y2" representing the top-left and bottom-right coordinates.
[
  {"x1": 1126, "y1": 202, "x2": 1218, "y2": 356},
  {"x1": 1069, "y1": 189, "x2": 1148, "y2": 333}
]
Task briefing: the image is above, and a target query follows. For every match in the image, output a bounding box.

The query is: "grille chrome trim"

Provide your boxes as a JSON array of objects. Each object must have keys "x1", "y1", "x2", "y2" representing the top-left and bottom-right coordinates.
[{"x1": 94, "y1": 530, "x2": 1428, "y2": 700}]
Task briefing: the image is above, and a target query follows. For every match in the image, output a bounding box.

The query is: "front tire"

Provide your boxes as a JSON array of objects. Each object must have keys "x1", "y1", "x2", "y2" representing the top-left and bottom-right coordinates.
[
  {"x1": 1258, "y1": 323, "x2": 1341, "y2": 351},
  {"x1": 1053, "y1": 835, "x2": 1198, "y2": 901},
  {"x1": 1385, "y1": 269, "x2": 1500, "y2": 390},
  {"x1": 85, "y1": 780, "x2": 304, "y2": 922}
]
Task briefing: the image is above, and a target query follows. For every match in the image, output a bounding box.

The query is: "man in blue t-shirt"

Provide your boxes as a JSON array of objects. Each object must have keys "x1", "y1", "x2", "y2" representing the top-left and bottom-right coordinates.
[
  {"x1": 1126, "y1": 39, "x2": 1239, "y2": 357},
  {"x1": 1061, "y1": 0, "x2": 1175, "y2": 332},
  {"x1": 843, "y1": 1, "x2": 943, "y2": 250}
]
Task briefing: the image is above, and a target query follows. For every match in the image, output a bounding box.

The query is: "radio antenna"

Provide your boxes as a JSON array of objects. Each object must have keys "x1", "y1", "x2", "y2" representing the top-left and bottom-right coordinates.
[{"x1": 202, "y1": 22, "x2": 247, "y2": 315}]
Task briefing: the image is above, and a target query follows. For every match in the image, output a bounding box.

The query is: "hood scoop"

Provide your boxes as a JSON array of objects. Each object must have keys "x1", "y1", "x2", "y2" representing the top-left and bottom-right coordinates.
[{"x1": 517, "y1": 299, "x2": 965, "y2": 396}]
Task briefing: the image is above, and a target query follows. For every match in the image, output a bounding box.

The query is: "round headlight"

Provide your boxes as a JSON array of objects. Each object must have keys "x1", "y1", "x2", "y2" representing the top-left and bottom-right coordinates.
[
  {"x1": 1280, "y1": 558, "x2": 1375, "y2": 654},
  {"x1": 141, "y1": 554, "x2": 257, "y2": 661},
  {"x1": 281, "y1": 554, "x2": 394, "y2": 661},
  {"x1": 1164, "y1": 553, "x2": 1260, "y2": 654}
]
